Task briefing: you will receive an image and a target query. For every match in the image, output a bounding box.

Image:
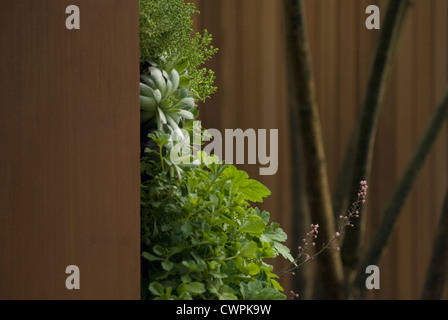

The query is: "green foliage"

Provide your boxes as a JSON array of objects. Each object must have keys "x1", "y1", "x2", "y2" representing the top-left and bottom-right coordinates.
[
  {"x1": 139, "y1": 0, "x2": 292, "y2": 301},
  {"x1": 139, "y1": 0, "x2": 218, "y2": 101},
  {"x1": 141, "y1": 137, "x2": 293, "y2": 300}
]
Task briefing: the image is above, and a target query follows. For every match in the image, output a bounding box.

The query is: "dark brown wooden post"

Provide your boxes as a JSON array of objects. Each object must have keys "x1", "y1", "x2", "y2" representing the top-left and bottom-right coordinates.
[{"x1": 0, "y1": 0, "x2": 140, "y2": 299}]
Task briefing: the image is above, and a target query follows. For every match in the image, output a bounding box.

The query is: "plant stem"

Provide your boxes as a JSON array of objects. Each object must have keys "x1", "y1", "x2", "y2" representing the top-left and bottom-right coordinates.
[
  {"x1": 340, "y1": 0, "x2": 414, "y2": 273},
  {"x1": 353, "y1": 88, "x2": 448, "y2": 298},
  {"x1": 278, "y1": 235, "x2": 339, "y2": 277},
  {"x1": 285, "y1": 7, "x2": 314, "y2": 299},
  {"x1": 421, "y1": 186, "x2": 448, "y2": 299},
  {"x1": 160, "y1": 144, "x2": 165, "y2": 171},
  {"x1": 283, "y1": 0, "x2": 344, "y2": 299}
]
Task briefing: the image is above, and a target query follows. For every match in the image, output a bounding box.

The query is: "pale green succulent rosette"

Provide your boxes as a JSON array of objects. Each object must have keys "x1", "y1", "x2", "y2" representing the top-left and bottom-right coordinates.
[{"x1": 140, "y1": 62, "x2": 197, "y2": 142}]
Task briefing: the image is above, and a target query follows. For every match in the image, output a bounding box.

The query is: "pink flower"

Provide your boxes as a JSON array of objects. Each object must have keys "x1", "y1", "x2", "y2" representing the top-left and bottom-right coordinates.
[{"x1": 335, "y1": 232, "x2": 340, "y2": 237}]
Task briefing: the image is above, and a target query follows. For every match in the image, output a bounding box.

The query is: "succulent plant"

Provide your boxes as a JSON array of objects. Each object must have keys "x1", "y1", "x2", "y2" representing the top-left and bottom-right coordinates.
[{"x1": 140, "y1": 61, "x2": 197, "y2": 141}]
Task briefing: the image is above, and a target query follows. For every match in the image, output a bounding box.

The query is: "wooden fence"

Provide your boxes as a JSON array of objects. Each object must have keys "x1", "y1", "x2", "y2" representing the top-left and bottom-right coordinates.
[
  {"x1": 0, "y1": 0, "x2": 445, "y2": 300},
  {"x1": 194, "y1": 0, "x2": 448, "y2": 299},
  {"x1": 0, "y1": 0, "x2": 140, "y2": 299}
]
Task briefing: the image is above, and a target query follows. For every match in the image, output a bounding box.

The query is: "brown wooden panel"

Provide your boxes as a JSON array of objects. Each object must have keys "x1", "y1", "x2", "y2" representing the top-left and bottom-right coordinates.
[
  {"x1": 394, "y1": 6, "x2": 416, "y2": 300},
  {"x1": 0, "y1": 0, "x2": 140, "y2": 299},
  {"x1": 413, "y1": 0, "x2": 435, "y2": 298},
  {"x1": 196, "y1": 0, "x2": 448, "y2": 299}
]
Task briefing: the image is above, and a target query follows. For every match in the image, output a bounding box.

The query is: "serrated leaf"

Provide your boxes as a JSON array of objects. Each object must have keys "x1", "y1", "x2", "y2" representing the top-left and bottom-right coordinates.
[
  {"x1": 256, "y1": 287, "x2": 286, "y2": 300},
  {"x1": 238, "y1": 178, "x2": 271, "y2": 203},
  {"x1": 273, "y1": 242, "x2": 294, "y2": 262},
  {"x1": 260, "y1": 227, "x2": 288, "y2": 243},
  {"x1": 259, "y1": 209, "x2": 270, "y2": 223},
  {"x1": 239, "y1": 218, "x2": 266, "y2": 234},
  {"x1": 223, "y1": 166, "x2": 271, "y2": 202},
  {"x1": 240, "y1": 281, "x2": 285, "y2": 300}
]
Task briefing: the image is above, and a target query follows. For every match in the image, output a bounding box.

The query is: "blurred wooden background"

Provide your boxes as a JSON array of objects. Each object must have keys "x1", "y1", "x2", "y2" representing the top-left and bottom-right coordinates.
[{"x1": 193, "y1": 0, "x2": 448, "y2": 299}]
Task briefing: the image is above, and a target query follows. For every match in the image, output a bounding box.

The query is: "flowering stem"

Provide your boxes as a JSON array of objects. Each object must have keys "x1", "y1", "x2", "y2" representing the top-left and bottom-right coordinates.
[
  {"x1": 278, "y1": 235, "x2": 338, "y2": 277},
  {"x1": 278, "y1": 182, "x2": 368, "y2": 282}
]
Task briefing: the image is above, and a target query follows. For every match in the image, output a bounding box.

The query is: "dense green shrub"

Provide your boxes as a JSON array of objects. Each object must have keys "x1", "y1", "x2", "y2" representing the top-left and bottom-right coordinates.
[{"x1": 141, "y1": 139, "x2": 293, "y2": 300}]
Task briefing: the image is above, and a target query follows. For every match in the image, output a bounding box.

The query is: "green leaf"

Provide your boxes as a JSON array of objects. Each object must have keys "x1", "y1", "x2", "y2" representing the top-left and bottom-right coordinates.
[
  {"x1": 247, "y1": 262, "x2": 260, "y2": 276},
  {"x1": 270, "y1": 279, "x2": 284, "y2": 291},
  {"x1": 181, "y1": 222, "x2": 191, "y2": 235},
  {"x1": 223, "y1": 166, "x2": 271, "y2": 202},
  {"x1": 257, "y1": 287, "x2": 286, "y2": 300},
  {"x1": 238, "y1": 179, "x2": 271, "y2": 203},
  {"x1": 217, "y1": 285, "x2": 238, "y2": 300},
  {"x1": 273, "y1": 242, "x2": 294, "y2": 262},
  {"x1": 162, "y1": 261, "x2": 175, "y2": 271},
  {"x1": 261, "y1": 226, "x2": 288, "y2": 243},
  {"x1": 240, "y1": 219, "x2": 266, "y2": 234},
  {"x1": 153, "y1": 245, "x2": 165, "y2": 257},
  {"x1": 142, "y1": 251, "x2": 164, "y2": 262},
  {"x1": 259, "y1": 209, "x2": 271, "y2": 223},
  {"x1": 149, "y1": 282, "x2": 164, "y2": 297},
  {"x1": 174, "y1": 57, "x2": 189, "y2": 72},
  {"x1": 240, "y1": 241, "x2": 258, "y2": 258},
  {"x1": 240, "y1": 282, "x2": 285, "y2": 300},
  {"x1": 187, "y1": 282, "x2": 206, "y2": 294}
]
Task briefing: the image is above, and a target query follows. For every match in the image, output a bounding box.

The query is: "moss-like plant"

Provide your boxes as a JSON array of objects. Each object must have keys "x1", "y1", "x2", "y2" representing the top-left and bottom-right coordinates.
[{"x1": 139, "y1": 0, "x2": 217, "y2": 101}]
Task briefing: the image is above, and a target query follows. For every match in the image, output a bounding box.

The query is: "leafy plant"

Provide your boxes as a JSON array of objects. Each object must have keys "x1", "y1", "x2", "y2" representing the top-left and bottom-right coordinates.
[
  {"x1": 139, "y1": 0, "x2": 294, "y2": 300},
  {"x1": 139, "y1": 0, "x2": 217, "y2": 101},
  {"x1": 141, "y1": 138, "x2": 293, "y2": 300}
]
